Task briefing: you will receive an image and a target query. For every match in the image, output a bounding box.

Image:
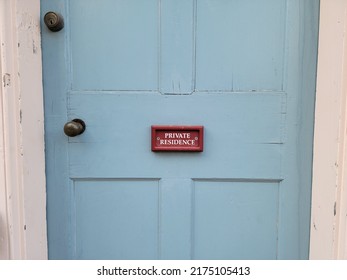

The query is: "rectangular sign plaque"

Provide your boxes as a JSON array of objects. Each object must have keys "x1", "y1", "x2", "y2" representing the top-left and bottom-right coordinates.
[{"x1": 151, "y1": 125, "x2": 204, "y2": 152}]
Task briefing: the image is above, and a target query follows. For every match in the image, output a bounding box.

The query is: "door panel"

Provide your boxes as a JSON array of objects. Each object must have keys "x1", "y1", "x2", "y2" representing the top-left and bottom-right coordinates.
[
  {"x1": 74, "y1": 179, "x2": 159, "y2": 259},
  {"x1": 196, "y1": 0, "x2": 286, "y2": 91},
  {"x1": 41, "y1": 0, "x2": 320, "y2": 259},
  {"x1": 70, "y1": 0, "x2": 158, "y2": 91},
  {"x1": 193, "y1": 180, "x2": 279, "y2": 260}
]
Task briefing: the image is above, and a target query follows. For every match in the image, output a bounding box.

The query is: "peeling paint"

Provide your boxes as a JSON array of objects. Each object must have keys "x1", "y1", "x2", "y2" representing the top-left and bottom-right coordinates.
[
  {"x1": 334, "y1": 202, "x2": 337, "y2": 216},
  {"x1": 3, "y1": 73, "x2": 10, "y2": 87},
  {"x1": 17, "y1": 12, "x2": 40, "y2": 56},
  {"x1": 313, "y1": 222, "x2": 317, "y2": 230},
  {"x1": 32, "y1": 40, "x2": 37, "y2": 54}
]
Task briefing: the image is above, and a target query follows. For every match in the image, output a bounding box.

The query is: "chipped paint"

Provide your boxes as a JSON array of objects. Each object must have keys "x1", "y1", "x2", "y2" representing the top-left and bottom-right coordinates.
[
  {"x1": 17, "y1": 12, "x2": 41, "y2": 56},
  {"x1": 3, "y1": 73, "x2": 10, "y2": 87},
  {"x1": 334, "y1": 202, "x2": 337, "y2": 216}
]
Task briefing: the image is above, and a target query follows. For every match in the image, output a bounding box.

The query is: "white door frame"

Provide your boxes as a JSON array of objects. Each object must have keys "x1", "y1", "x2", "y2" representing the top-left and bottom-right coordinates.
[
  {"x1": 0, "y1": 0, "x2": 346, "y2": 259},
  {"x1": 310, "y1": 0, "x2": 347, "y2": 259},
  {"x1": 0, "y1": 0, "x2": 47, "y2": 259}
]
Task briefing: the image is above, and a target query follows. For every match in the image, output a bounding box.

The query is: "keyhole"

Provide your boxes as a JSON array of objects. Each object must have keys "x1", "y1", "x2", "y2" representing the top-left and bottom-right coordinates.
[{"x1": 44, "y1": 11, "x2": 64, "y2": 32}]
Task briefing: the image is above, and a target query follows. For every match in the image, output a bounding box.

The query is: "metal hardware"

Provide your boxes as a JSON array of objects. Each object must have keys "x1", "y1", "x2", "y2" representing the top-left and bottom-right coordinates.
[
  {"x1": 44, "y1": 11, "x2": 64, "y2": 32},
  {"x1": 64, "y1": 119, "x2": 86, "y2": 137}
]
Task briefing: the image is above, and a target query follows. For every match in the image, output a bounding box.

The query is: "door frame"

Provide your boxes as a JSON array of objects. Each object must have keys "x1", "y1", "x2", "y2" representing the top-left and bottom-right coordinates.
[
  {"x1": 0, "y1": 0, "x2": 346, "y2": 259},
  {"x1": 0, "y1": 0, "x2": 47, "y2": 259},
  {"x1": 309, "y1": 0, "x2": 347, "y2": 259}
]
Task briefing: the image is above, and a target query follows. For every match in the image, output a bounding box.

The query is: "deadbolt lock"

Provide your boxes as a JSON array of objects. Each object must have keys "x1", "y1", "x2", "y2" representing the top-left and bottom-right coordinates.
[{"x1": 44, "y1": 11, "x2": 64, "y2": 32}]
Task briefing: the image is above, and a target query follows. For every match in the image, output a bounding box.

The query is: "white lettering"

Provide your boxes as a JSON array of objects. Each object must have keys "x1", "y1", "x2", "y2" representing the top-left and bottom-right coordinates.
[
  {"x1": 158, "y1": 138, "x2": 197, "y2": 146},
  {"x1": 164, "y1": 133, "x2": 191, "y2": 139}
]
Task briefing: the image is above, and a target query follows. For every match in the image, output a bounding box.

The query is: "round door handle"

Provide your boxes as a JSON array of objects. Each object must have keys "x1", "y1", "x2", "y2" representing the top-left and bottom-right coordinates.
[
  {"x1": 64, "y1": 119, "x2": 86, "y2": 137},
  {"x1": 44, "y1": 11, "x2": 64, "y2": 32}
]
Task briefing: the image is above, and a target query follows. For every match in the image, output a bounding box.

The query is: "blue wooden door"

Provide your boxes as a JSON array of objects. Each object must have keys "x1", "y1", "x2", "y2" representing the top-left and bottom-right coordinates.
[{"x1": 41, "y1": 0, "x2": 319, "y2": 259}]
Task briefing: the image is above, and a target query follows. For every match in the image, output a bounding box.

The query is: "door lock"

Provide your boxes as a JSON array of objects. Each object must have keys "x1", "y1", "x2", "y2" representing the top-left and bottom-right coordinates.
[
  {"x1": 44, "y1": 11, "x2": 64, "y2": 32},
  {"x1": 64, "y1": 119, "x2": 86, "y2": 137}
]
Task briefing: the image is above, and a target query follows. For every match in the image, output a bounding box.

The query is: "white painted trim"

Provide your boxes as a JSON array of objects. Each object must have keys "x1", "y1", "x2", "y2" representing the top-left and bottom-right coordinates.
[
  {"x1": 334, "y1": 5, "x2": 347, "y2": 257},
  {"x1": 310, "y1": 0, "x2": 347, "y2": 260},
  {"x1": 0, "y1": 0, "x2": 47, "y2": 259},
  {"x1": 0, "y1": 1, "x2": 10, "y2": 257}
]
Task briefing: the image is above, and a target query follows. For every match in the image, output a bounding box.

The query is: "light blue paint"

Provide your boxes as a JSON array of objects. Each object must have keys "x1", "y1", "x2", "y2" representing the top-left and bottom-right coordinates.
[
  {"x1": 67, "y1": 94, "x2": 283, "y2": 179},
  {"x1": 193, "y1": 180, "x2": 279, "y2": 260},
  {"x1": 74, "y1": 179, "x2": 160, "y2": 259},
  {"x1": 159, "y1": 179, "x2": 193, "y2": 259},
  {"x1": 160, "y1": 0, "x2": 195, "y2": 94},
  {"x1": 195, "y1": 0, "x2": 286, "y2": 91},
  {"x1": 70, "y1": 0, "x2": 158, "y2": 91},
  {"x1": 41, "y1": 0, "x2": 320, "y2": 259}
]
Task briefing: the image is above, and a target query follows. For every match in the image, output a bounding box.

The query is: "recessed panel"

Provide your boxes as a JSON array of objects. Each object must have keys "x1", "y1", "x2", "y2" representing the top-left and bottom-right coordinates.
[
  {"x1": 74, "y1": 179, "x2": 159, "y2": 259},
  {"x1": 196, "y1": 0, "x2": 286, "y2": 91},
  {"x1": 69, "y1": 0, "x2": 158, "y2": 91},
  {"x1": 193, "y1": 180, "x2": 279, "y2": 259}
]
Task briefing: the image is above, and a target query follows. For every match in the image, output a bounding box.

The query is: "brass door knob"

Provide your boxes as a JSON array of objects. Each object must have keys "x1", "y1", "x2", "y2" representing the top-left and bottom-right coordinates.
[{"x1": 64, "y1": 119, "x2": 86, "y2": 137}]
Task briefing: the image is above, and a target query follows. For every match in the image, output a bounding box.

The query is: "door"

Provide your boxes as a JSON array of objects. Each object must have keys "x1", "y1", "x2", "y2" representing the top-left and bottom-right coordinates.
[{"x1": 41, "y1": 0, "x2": 319, "y2": 259}]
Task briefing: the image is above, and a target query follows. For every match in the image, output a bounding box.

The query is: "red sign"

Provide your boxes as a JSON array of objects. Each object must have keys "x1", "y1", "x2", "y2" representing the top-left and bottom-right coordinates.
[{"x1": 151, "y1": 126, "x2": 204, "y2": 152}]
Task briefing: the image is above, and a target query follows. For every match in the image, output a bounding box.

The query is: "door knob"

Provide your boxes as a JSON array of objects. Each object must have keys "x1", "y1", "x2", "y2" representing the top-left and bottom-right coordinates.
[
  {"x1": 64, "y1": 119, "x2": 86, "y2": 137},
  {"x1": 44, "y1": 11, "x2": 64, "y2": 32}
]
